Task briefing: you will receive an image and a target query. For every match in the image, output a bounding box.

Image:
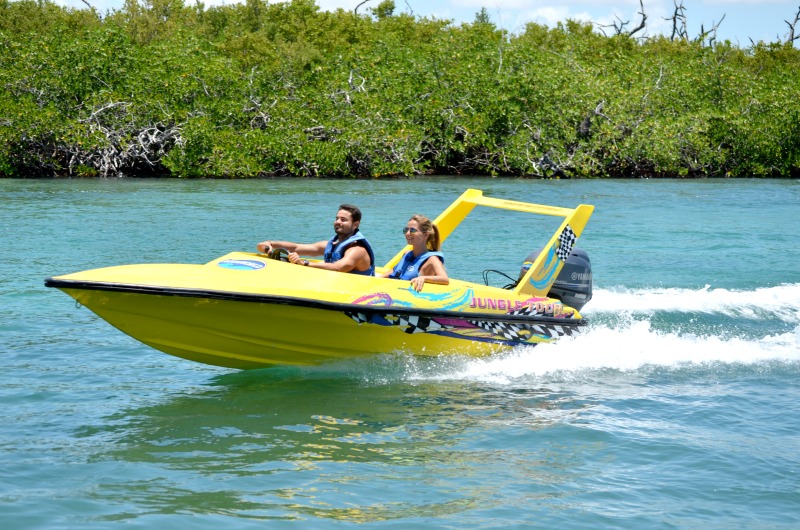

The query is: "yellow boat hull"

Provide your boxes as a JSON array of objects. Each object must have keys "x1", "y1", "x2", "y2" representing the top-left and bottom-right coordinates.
[
  {"x1": 59, "y1": 286, "x2": 514, "y2": 369},
  {"x1": 48, "y1": 252, "x2": 583, "y2": 369}
]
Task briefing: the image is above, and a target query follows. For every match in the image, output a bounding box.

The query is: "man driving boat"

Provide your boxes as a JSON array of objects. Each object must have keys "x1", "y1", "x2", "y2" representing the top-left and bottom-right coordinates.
[{"x1": 256, "y1": 204, "x2": 375, "y2": 276}]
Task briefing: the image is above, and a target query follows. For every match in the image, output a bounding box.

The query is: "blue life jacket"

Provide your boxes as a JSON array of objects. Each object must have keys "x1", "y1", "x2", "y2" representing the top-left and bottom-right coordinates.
[
  {"x1": 323, "y1": 230, "x2": 375, "y2": 276},
  {"x1": 389, "y1": 250, "x2": 444, "y2": 280}
]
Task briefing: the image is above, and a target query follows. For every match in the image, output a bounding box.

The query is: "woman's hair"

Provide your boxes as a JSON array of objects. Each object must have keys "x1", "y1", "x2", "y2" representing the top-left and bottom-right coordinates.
[{"x1": 410, "y1": 214, "x2": 441, "y2": 251}]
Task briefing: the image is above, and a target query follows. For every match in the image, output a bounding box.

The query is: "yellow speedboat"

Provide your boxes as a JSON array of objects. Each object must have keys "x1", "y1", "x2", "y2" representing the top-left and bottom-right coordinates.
[{"x1": 45, "y1": 189, "x2": 594, "y2": 369}]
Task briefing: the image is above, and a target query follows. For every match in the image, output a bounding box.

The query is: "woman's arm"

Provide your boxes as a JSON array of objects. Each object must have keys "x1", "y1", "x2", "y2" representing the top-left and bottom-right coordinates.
[{"x1": 411, "y1": 256, "x2": 449, "y2": 291}]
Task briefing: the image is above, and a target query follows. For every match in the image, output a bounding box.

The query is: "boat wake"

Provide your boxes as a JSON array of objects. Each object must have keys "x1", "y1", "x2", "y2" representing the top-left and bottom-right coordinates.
[
  {"x1": 353, "y1": 284, "x2": 800, "y2": 384},
  {"x1": 587, "y1": 283, "x2": 800, "y2": 322}
]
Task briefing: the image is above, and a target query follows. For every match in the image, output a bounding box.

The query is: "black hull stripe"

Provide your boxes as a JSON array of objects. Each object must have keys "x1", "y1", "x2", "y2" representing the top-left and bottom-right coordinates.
[{"x1": 44, "y1": 278, "x2": 586, "y2": 328}]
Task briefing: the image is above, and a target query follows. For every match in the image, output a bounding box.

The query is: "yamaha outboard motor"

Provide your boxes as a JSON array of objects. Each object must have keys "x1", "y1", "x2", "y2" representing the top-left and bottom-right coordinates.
[{"x1": 518, "y1": 248, "x2": 592, "y2": 311}]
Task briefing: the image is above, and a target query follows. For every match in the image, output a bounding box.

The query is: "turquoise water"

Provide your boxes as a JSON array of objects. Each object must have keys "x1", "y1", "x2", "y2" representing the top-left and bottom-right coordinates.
[{"x1": 2, "y1": 177, "x2": 799, "y2": 529}]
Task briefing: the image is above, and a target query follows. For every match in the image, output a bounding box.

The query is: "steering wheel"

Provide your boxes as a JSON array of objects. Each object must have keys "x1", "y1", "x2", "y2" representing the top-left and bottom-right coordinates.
[{"x1": 268, "y1": 248, "x2": 290, "y2": 262}]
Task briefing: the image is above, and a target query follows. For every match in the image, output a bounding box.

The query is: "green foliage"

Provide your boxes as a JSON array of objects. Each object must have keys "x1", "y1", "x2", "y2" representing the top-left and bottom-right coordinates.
[
  {"x1": 474, "y1": 8, "x2": 491, "y2": 26},
  {"x1": 372, "y1": 0, "x2": 395, "y2": 21},
  {"x1": 1, "y1": 0, "x2": 799, "y2": 178}
]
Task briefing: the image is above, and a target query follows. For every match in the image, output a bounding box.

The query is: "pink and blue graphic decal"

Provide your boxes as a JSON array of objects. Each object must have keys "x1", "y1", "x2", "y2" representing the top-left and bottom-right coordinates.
[{"x1": 343, "y1": 287, "x2": 578, "y2": 346}]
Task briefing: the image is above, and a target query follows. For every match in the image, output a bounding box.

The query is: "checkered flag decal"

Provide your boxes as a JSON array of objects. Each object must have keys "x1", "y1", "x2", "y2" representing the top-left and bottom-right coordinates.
[
  {"x1": 398, "y1": 315, "x2": 444, "y2": 334},
  {"x1": 469, "y1": 319, "x2": 577, "y2": 342},
  {"x1": 529, "y1": 324, "x2": 574, "y2": 339},
  {"x1": 555, "y1": 225, "x2": 576, "y2": 262},
  {"x1": 346, "y1": 311, "x2": 446, "y2": 333},
  {"x1": 510, "y1": 305, "x2": 538, "y2": 317},
  {"x1": 468, "y1": 320, "x2": 529, "y2": 342},
  {"x1": 346, "y1": 311, "x2": 371, "y2": 324},
  {"x1": 469, "y1": 303, "x2": 580, "y2": 343},
  {"x1": 345, "y1": 306, "x2": 580, "y2": 345}
]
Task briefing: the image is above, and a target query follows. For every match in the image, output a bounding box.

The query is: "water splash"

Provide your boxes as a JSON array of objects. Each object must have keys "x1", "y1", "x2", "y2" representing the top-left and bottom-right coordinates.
[
  {"x1": 387, "y1": 285, "x2": 800, "y2": 384},
  {"x1": 587, "y1": 283, "x2": 800, "y2": 323},
  {"x1": 405, "y1": 322, "x2": 800, "y2": 384}
]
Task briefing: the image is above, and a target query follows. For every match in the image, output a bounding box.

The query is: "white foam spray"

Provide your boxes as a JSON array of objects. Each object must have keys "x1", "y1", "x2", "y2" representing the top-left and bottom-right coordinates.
[
  {"x1": 588, "y1": 284, "x2": 800, "y2": 323},
  {"x1": 400, "y1": 284, "x2": 800, "y2": 384}
]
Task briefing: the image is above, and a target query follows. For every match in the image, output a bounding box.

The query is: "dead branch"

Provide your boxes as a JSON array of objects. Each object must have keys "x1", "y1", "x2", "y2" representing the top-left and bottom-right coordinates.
[
  {"x1": 348, "y1": 69, "x2": 366, "y2": 93},
  {"x1": 529, "y1": 152, "x2": 565, "y2": 178},
  {"x1": 785, "y1": 5, "x2": 800, "y2": 42},
  {"x1": 304, "y1": 125, "x2": 341, "y2": 142},
  {"x1": 244, "y1": 67, "x2": 276, "y2": 130},
  {"x1": 599, "y1": 0, "x2": 647, "y2": 37},
  {"x1": 628, "y1": 0, "x2": 647, "y2": 37},
  {"x1": 190, "y1": 74, "x2": 211, "y2": 97},
  {"x1": 67, "y1": 101, "x2": 182, "y2": 176},
  {"x1": 664, "y1": 0, "x2": 688, "y2": 41},
  {"x1": 78, "y1": 101, "x2": 129, "y2": 125},
  {"x1": 354, "y1": 0, "x2": 371, "y2": 15},
  {"x1": 578, "y1": 100, "x2": 609, "y2": 139},
  {"x1": 640, "y1": 65, "x2": 665, "y2": 106},
  {"x1": 598, "y1": 15, "x2": 628, "y2": 36},
  {"x1": 696, "y1": 14, "x2": 725, "y2": 47}
]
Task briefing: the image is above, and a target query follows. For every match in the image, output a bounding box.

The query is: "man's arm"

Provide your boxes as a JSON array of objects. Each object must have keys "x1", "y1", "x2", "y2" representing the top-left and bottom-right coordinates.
[
  {"x1": 257, "y1": 240, "x2": 327, "y2": 256},
  {"x1": 290, "y1": 244, "x2": 369, "y2": 273}
]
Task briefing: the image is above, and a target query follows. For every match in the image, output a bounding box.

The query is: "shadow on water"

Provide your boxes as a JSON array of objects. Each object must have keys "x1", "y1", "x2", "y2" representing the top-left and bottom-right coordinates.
[{"x1": 75, "y1": 356, "x2": 601, "y2": 523}]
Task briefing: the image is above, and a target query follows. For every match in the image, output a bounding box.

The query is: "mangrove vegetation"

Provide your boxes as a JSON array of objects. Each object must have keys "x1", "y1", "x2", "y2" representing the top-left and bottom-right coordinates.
[{"x1": 1, "y1": 0, "x2": 799, "y2": 178}]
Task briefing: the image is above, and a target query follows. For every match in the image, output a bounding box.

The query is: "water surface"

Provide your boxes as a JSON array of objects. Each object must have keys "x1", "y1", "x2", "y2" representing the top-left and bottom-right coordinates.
[{"x1": 2, "y1": 177, "x2": 799, "y2": 528}]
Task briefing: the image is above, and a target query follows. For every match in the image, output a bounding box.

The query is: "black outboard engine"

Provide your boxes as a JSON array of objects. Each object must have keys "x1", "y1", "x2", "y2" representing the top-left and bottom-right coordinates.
[{"x1": 518, "y1": 248, "x2": 593, "y2": 311}]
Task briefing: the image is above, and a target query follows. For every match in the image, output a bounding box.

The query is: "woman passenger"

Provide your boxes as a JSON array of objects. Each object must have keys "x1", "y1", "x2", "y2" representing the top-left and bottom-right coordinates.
[{"x1": 382, "y1": 214, "x2": 449, "y2": 292}]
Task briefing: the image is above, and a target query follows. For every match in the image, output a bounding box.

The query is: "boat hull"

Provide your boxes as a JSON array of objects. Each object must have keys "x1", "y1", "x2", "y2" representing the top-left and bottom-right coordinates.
[{"x1": 56, "y1": 283, "x2": 581, "y2": 369}]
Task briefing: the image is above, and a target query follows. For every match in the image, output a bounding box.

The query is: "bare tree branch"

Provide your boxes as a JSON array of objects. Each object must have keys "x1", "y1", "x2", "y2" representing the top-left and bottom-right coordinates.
[
  {"x1": 664, "y1": 0, "x2": 688, "y2": 41},
  {"x1": 598, "y1": 0, "x2": 647, "y2": 38},
  {"x1": 785, "y1": 5, "x2": 800, "y2": 43},
  {"x1": 66, "y1": 101, "x2": 182, "y2": 176},
  {"x1": 348, "y1": 69, "x2": 366, "y2": 93},
  {"x1": 354, "y1": 0, "x2": 371, "y2": 15},
  {"x1": 696, "y1": 14, "x2": 725, "y2": 47},
  {"x1": 628, "y1": 0, "x2": 647, "y2": 37}
]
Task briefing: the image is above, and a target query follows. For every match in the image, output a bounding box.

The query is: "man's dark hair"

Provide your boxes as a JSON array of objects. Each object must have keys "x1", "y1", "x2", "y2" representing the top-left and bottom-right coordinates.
[{"x1": 339, "y1": 204, "x2": 362, "y2": 223}]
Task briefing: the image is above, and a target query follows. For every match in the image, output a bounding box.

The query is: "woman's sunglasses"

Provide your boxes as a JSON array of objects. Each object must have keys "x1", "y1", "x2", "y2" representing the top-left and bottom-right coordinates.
[{"x1": 402, "y1": 227, "x2": 419, "y2": 234}]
